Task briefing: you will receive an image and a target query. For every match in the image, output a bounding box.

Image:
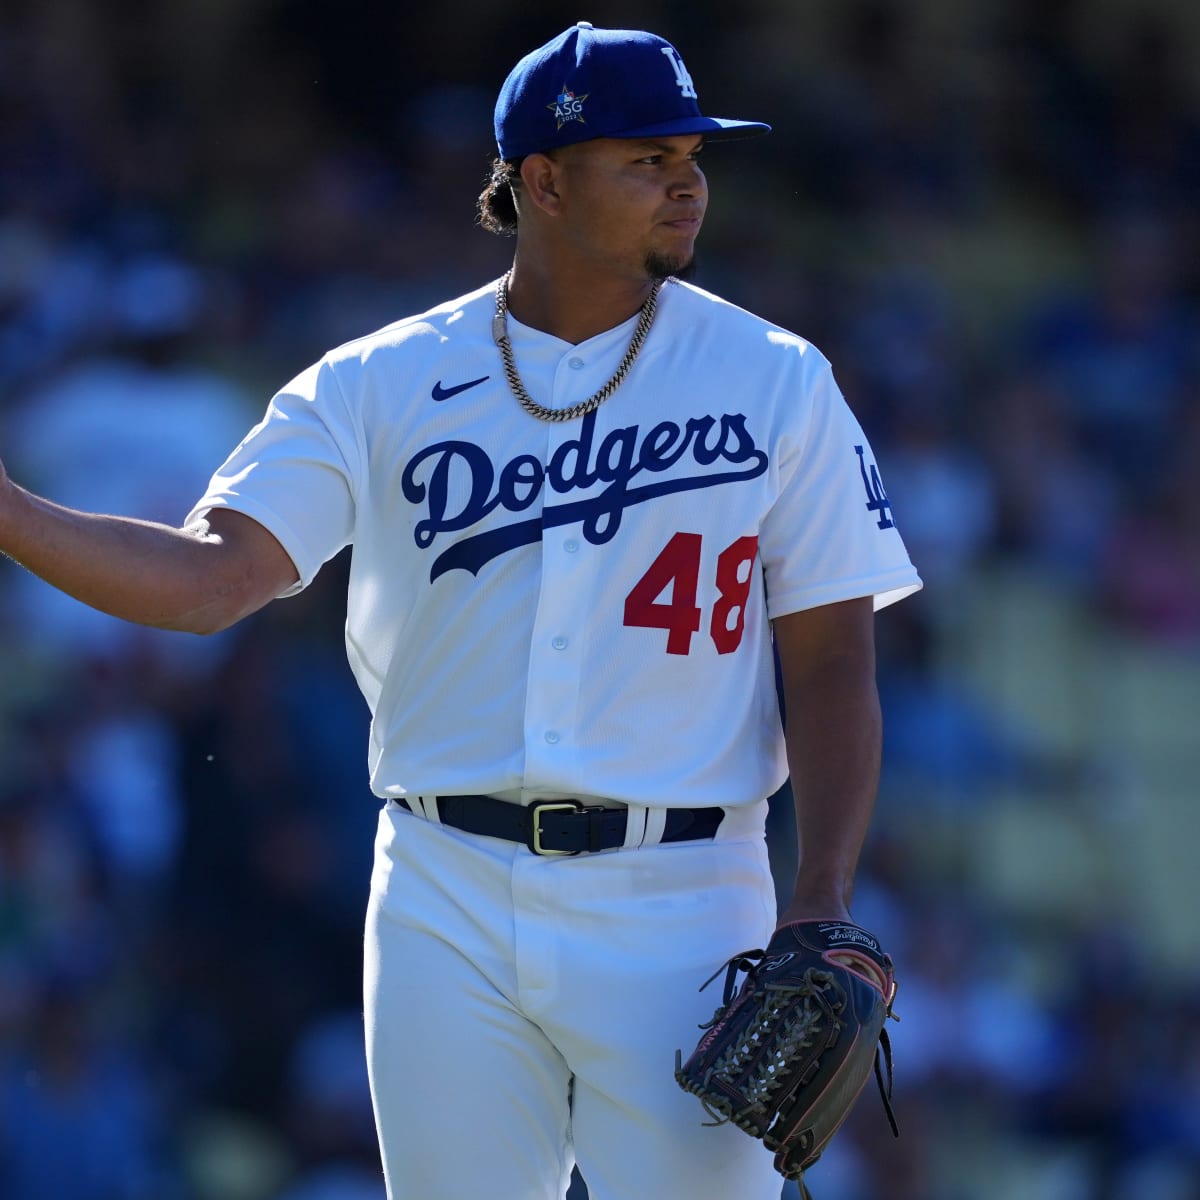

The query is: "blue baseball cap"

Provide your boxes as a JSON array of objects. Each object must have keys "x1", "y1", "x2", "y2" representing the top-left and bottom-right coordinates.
[{"x1": 494, "y1": 22, "x2": 771, "y2": 160}]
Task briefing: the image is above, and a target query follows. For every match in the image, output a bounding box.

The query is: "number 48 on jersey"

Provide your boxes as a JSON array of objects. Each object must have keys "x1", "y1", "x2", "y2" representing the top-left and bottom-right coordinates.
[{"x1": 623, "y1": 532, "x2": 759, "y2": 656}]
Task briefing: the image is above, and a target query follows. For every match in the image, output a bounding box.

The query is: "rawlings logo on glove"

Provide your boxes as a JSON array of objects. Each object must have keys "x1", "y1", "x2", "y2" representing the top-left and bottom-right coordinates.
[{"x1": 675, "y1": 920, "x2": 899, "y2": 1196}]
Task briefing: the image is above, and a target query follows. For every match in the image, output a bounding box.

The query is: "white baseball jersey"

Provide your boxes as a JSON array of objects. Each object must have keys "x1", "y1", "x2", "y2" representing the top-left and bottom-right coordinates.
[{"x1": 187, "y1": 279, "x2": 922, "y2": 807}]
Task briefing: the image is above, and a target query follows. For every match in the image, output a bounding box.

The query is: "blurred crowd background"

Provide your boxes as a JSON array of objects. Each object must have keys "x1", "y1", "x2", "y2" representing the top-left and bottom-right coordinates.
[{"x1": 1, "y1": 0, "x2": 1199, "y2": 1198}]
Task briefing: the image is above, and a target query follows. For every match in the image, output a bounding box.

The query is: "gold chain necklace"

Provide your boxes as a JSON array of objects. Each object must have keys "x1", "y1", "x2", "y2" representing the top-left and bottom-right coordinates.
[{"x1": 491, "y1": 272, "x2": 666, "y2": 423}]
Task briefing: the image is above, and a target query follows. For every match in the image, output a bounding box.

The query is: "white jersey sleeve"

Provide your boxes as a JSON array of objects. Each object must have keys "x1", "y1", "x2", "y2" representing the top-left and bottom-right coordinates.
[
  {"x1": 185, "y1": 359, "x2": 360, "y2": 594},
  {"x1": 759, "y1": 352, "x2": 920, "y2": 618}
]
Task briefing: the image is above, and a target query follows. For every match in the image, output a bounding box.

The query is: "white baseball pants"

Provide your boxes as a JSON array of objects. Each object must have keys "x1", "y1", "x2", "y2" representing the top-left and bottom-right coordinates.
[{"x1": 363, "y1": 798, "x2": 783, "y2": 1200}]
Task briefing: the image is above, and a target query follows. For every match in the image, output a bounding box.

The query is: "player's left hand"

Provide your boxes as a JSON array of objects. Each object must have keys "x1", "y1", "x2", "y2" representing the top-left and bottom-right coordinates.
[{"x1": 675, "y1": 919, "x2": 899, "y2": 1195}]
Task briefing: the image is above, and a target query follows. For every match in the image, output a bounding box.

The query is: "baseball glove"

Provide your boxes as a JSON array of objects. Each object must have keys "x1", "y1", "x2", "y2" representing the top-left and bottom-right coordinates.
[{"x1": 674, "y1": 920, "x2": 898, "y2": 1194}]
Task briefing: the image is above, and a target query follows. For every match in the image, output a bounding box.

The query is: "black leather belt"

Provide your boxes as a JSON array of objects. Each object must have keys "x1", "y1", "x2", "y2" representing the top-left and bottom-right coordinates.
[{"x1": 395, "y1": 794, "x2": 725, "y2": 856}]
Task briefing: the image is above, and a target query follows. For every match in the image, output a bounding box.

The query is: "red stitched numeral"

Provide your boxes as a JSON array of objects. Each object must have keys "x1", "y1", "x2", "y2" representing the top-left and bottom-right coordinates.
[
  {"x1": 623, "y1": 533, "x2": 760, "y2": 655},
  {"x1": 710, "y1": 535, "x2": 759, "y2": 654},
  {"x1": 622, "y1": 531, "x2": 703, "y2": 655}
]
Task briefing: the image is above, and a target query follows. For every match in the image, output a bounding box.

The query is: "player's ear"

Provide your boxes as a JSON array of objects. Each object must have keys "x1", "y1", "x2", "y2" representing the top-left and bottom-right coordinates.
[{"x1": 519, "y1": 151, "x2": 564, "y2": 216}]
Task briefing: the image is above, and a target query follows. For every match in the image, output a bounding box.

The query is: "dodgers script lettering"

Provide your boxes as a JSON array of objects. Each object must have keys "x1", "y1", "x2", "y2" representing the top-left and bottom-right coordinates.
[{"x1": 401, "y1": 410, "x2": 769, "y2": 580}]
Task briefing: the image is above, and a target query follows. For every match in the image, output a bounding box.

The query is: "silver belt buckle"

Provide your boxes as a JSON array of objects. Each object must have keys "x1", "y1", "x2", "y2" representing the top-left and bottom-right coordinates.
[{"x1": 530, "y1": 801, "x2": 582, "y2": 856}]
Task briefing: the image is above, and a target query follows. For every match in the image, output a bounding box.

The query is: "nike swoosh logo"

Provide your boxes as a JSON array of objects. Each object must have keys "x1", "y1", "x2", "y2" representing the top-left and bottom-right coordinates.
[{"x1": 432, "y1": 375, "x2": 490, "y2": 401}]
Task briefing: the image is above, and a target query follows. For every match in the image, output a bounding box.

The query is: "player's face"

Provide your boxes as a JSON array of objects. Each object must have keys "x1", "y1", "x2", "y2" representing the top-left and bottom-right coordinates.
[{"x1": 552, "y1": 135, "x2": 708, "y2": 279}]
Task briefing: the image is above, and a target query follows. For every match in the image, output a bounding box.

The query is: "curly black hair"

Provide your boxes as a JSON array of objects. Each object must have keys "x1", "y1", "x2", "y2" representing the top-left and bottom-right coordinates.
[{"x1": 477, "y1": 157, "x2": 523, "y2": 235}]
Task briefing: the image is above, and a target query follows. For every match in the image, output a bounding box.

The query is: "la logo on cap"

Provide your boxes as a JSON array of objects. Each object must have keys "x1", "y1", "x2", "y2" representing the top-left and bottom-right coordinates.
[{"x1": 661, "y1": 47, "x2": 697, "y2": 99}]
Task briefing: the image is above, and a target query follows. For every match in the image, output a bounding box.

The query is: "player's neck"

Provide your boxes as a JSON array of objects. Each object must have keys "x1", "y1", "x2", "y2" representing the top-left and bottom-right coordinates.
[{"x1": 504, "y1": 255, "x2": 655, "y2": 345}]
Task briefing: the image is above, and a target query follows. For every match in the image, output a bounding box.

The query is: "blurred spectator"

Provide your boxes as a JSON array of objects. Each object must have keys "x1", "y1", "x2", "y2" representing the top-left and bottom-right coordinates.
[
  {"x1": 63, "y1": 663, "x2": 184, "y2": 904},
  {"x1": 0, "y1": 976, "x2": 169, "y2": 1200},
  {"x1": 278, "y1": 1011, "x2": 382, "y2": 1200},
  {"x1": 1100, "y1": 398, "x2": 1200, "y2": 643},
  {"x1": 985, "y1": 374, "x2": 1119, "y2": 586},
  {"x1": 1021, "y1": 208, "x2": 1197, "y2": 493}
]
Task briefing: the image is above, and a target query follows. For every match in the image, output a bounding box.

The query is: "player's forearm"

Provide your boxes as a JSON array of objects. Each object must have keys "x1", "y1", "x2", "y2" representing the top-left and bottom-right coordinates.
[
  {"x1": 779, "y1": 655, "x2": 882, "y2": 924},
  {"x1": 0, "y1": 484, "x2": 252, "y2": 634}
]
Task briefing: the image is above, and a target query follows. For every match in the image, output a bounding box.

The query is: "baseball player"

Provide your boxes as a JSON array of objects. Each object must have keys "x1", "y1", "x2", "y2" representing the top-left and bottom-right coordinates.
[{"x1": 0, "y1": 23, "x2": 921, "y2": 1200}]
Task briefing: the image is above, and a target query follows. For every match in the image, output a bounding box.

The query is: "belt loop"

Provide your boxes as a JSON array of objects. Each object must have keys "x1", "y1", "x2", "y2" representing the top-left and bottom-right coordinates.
[
  {"x1": 621, "y1": 805, "x2": 648, "y2": 849},
  {"x1": 412, "y1": 796, "x2": 442, "y2": 824},
  {"x1": 641, "y1": 807, "x2": 668, "y2": 847}
]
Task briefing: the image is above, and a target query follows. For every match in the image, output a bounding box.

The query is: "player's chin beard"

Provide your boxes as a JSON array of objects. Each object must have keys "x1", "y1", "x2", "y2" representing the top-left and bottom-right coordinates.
[{"x1": 645, "y1": 250, "x2": 698, "y2": 282}]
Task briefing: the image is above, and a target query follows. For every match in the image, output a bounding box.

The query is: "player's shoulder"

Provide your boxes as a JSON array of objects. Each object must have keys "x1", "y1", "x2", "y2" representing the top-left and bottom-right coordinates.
[
  {"x1": 321, "y1": 280, "x2": 498, "y2": 369},
  {"x1": 662, "y1": 279, "x2": 832, "y2": 371}
]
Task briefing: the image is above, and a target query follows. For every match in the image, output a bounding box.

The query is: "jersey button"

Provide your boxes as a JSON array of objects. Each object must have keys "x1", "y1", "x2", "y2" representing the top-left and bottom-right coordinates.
[
  {"x1": 544, "y1": 731, "x2": 560, "y2": 744},
  {"x1": 564, "y1": 539, "x2": 579, "y2": 553},
  {"x1": 552, "y1": 636, "x2": 567, "y2": 650},
  {"x1": 568, "y1": 356, "x2": 585, "y2": 370}
]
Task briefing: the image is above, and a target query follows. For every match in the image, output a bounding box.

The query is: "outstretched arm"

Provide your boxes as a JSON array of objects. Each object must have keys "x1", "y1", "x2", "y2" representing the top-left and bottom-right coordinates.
[
  {"x1": 0, "y1": 455, "x2": 299, "y2": 636},
  {"x1": 772, "y1": 596, "x2": 881, "y2": 926}
]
